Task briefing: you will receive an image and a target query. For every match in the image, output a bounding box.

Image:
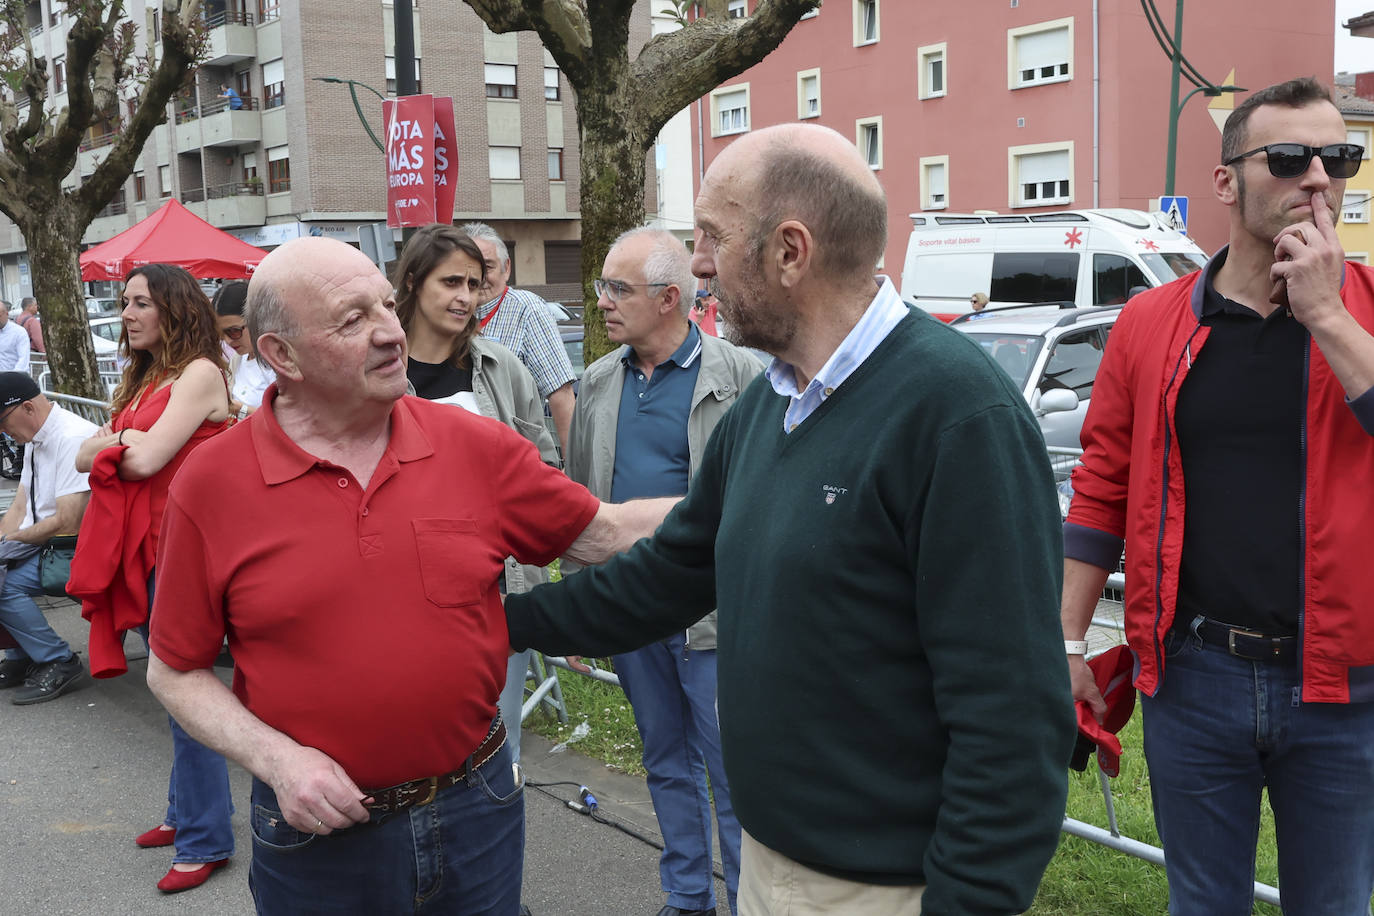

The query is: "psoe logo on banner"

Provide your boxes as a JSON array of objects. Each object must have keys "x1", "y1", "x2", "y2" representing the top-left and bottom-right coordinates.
[{"x1": 382, "y1": 95, "x2": 437, "y2": 228}]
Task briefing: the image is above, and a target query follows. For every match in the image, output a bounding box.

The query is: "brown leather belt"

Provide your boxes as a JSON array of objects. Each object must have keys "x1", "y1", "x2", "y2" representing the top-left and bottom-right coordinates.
[{"x1": 362, "y1": 717, "x2": 507, "y2": 816}]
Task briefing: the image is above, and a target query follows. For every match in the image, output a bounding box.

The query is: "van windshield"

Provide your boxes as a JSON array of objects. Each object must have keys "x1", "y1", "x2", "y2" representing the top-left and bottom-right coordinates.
[
  {"x1": 1142, "y1": 252, "x2": 1207, "y2": 284},
  {"x1": 964, "y1": 334, "x2": 1044, "y2": 388}
]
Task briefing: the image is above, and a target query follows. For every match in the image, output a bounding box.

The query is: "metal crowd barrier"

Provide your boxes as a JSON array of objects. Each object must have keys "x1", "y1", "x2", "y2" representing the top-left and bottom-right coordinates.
[
  {"x1": 44, "y1": 390, "x2": 111, "y2": 425},
  {"x1": 1050, "y1": 446, "x2": 1281, "y2": 906}
]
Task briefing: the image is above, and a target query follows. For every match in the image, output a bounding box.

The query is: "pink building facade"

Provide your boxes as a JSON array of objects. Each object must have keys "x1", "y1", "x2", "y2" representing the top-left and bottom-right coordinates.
[{"x1": 694, "y1": 1, "x2": 1336, "y2": 269}]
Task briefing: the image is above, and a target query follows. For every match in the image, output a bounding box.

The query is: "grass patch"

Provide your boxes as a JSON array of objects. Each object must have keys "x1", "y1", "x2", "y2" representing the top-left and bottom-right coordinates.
[
  {"x1": 529, "y1": 651, "x2": 1304, "y2": 914},
  {"x1": 525, "y1": 657, "x2": 646, "y2": 776}
]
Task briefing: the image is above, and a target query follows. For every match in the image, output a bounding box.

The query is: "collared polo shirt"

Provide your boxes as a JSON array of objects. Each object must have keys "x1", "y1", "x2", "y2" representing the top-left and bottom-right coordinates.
[
  {"x1": 477, "y1": 286, "x2": 577, "y2": 398},
  {"x1": 150, "y1": 389, "x2": 600, "y2": 788},
  {"x1": 766, "y1": 277, "x2": 908, "y2": 433},
  {"x1": 1174, "y1": 262, "x2": 1306, "y2": 635},
  {"x1": 610, "y1": 323, "x2": 702, "y2": 502},
  {"x1": 21, "y1": 404, "x2": 96, "y2": 528}
]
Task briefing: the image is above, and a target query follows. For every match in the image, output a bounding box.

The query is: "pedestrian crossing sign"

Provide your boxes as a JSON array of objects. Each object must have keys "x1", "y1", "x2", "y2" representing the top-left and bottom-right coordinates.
[{"x1": 1159, "y1": 196, "x2": 1189, "y2": 234}]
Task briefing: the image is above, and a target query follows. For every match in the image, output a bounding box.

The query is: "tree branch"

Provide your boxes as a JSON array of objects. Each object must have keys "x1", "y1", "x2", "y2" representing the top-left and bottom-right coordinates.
[
  {"x1": 629, "y1": 0, "x2": 818, "y2": 134},
  {"x1": 77, "y1": 0, "x2": 202, "y2": 222},
  {"x1": 462, "y1": 0, "x2": 592, "y2": 78}
]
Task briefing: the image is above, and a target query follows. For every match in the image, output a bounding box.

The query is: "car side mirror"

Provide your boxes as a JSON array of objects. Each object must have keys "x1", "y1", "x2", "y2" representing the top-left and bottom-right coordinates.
[{"x1": 1038, "y1": 388, "x2": 1079, "y2": 415}]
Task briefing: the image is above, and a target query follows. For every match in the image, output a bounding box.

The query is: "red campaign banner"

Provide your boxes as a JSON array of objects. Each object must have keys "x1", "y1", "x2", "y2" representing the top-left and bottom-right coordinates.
[
  {"x1": 383, "y1": 94, "x2": 436, "y2": 228},
  {"x1": 432, "y1": 97, "x2": 458, "y2": 225}
]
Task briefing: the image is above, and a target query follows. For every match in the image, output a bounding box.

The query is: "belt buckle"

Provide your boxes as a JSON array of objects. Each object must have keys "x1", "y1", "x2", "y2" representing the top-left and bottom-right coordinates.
[
  {"x1": 1227, "y1": 627, "x2": 1264, "y2": 658},
  {"x1": 415, "y1": 776, "x2": 439, "y2": 807}
]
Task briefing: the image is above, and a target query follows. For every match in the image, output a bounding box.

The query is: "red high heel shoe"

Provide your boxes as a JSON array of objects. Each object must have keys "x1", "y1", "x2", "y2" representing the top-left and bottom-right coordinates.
[
  {"x1": 156, "y1": 859, "x2": 228, "y2": 894},
  {"x1": 134, "y1": 825, "x2": 176, "y2": 848}
]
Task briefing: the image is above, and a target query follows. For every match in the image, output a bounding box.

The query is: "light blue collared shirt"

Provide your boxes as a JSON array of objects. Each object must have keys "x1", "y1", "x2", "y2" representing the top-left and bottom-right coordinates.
[{"x1": 765, "y1": 276, "x2": 909, "y2": 433}]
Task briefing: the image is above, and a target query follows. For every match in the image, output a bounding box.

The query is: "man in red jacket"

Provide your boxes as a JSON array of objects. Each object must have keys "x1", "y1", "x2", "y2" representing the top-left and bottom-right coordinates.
[{"x1": 1063, "y1": 77, "x2": 1374, "y2": 915}]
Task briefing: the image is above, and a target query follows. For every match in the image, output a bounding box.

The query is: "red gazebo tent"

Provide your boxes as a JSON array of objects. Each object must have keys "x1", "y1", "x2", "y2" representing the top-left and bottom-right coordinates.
[{"x1": 79, "y1": 199, "x2": 267, "y2": 281}]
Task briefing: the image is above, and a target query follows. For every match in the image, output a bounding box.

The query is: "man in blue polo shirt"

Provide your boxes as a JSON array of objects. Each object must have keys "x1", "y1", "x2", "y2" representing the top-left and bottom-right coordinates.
[{"x1": 566, "y1": 227, "x2": 762, "y2": 916}]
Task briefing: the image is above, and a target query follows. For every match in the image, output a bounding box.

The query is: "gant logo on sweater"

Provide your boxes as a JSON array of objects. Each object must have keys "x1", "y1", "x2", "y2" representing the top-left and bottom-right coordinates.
[{"x1": 822, "y1": 484, "x2": 848, "y2": 505}]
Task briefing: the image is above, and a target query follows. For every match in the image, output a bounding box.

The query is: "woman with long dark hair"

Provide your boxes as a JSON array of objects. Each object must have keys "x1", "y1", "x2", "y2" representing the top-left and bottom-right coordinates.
[
  {"x1": 72, "y1": 263, "x2": 234, "y2": 894},
  {"x1": 393, "y1": 224, "x2": 557, "y2": 765}
]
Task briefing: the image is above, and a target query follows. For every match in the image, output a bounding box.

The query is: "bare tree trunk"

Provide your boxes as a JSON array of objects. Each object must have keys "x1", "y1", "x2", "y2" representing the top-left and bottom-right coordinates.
[{"x1": 20, "y1": 205, "x2": 107, "y2": 398}]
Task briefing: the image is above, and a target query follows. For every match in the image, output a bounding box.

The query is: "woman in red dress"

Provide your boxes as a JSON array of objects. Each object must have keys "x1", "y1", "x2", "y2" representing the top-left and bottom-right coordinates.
[{"x1": 74, "y1": 264, "x2": 234, "y2": 894}]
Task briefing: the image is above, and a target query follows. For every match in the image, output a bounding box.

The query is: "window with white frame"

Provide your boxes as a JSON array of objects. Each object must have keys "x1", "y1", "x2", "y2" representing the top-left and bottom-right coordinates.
[
  {"x1": 158, "y1": 164, "x2": 172, "y2": 198},
  {"x1": 385, "y1": 57, "x2": 423, "y2": 94},
  {"x1": 853, "y1": 0, "x2": 877, "y2": 45},
  {"x1": 921, "y1": 155, "x2": 949, "y2": 209},
  {"x1": 727, "y1": 0, "x2": 746, "y2": 17},
  {"x1": 267, "y1": 145, "x2": 291, "y2": 193},
  {"x1": 1343, "y1": 191, "x2": 1370, "y2": 223},
  {"x1": 1010, "y1": 143, "x2": 1073, "y2": 207},
  {"x1": 1009, "y1": 18, "x2": 1072, "y2": 89},
  {"x1": 262, "y1": 58, "x2": 284, "y2": 108},
  {"x1": 856, "y1": 117, "x2": 882, "y2": 170},
  {"x1": 1349, "y1": 127, "x2": 1372, "y2": 159},
  {"x1": 485, "y1": 63, "x2": 517, "y2": 99},
  {"x1": 544, "y1": 67, "x2": 560, "y2": 100},
  {"x1": 548, "y1": 149, "x2": 563, "y2": 181},
  {"x1": 711, "y1": 85, "x2": 749, "y2": 136},
  {"x1": 490, "y1": 146, "x2": 521, "y2": 180},
  {"x1": 918, "y1": 43, "x2": 945, "y2": 99},
  {"x1": 797, "y1": 69, "x2": 820, "y2": 119}
]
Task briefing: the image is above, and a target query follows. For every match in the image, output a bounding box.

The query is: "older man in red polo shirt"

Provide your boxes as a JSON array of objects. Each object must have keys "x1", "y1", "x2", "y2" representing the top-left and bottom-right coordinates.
[{"x1": 146, "y1": 236, "x2": 672, "y2": 916}]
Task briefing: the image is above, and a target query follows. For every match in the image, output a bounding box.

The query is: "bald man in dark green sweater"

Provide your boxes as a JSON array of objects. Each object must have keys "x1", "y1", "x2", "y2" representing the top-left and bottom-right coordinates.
[{"x1": 508, "y1": 124, "x2": 1073, "y2": 916}]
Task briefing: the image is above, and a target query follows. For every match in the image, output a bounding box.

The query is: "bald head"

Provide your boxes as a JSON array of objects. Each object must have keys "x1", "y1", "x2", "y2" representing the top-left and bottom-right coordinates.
[
  {"x1": 704, "y1": 123, "x2": 888, "y2": 283},
  {"x1": 247, "y1": 236, "x2": 384, "y2": 343}
]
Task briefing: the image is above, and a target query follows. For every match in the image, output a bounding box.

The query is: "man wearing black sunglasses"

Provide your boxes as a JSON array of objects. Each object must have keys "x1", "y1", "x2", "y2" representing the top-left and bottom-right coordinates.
[{"x1": 1064, "y1": 76, "x2": 1374, "y2": 915}]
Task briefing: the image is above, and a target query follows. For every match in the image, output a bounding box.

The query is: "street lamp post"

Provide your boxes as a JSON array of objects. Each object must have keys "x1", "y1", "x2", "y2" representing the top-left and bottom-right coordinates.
[
  {"x1": 312, "y1": 77, "x2": 388, "y2": 153},
  {"x1": 1159, "y1": 0, "x2": 1243, "y2": 196}
]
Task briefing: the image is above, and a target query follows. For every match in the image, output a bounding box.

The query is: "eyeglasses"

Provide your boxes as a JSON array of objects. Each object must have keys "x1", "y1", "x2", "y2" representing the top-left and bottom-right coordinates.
[
  {"x1": 593, "y1": 278, "x2": 669, "y2": 303},
  {"x1": 220, "y1": 324, "x2": 247, "y2": 340},
  {"x1": 1223, "y1": 143, "x2": 1365, "y2": 179}
]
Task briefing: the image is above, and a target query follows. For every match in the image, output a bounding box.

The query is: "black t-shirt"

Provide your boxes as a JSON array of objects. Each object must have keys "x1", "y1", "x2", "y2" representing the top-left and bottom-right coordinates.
[
  {"x1": 407, "y1": 357, "x2": 473, "y2": 401},
  {"x1": 1173, "y1": 272, "x2": 1306, "y2": 635}
]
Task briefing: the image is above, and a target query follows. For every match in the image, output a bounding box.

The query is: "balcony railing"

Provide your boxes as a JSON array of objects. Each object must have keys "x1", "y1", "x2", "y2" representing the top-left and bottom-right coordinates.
[
  {"x1": 175, "y1": 94, "x2": 260, "y2": 124},
  {"x1": 203, "y1": 9, "x2": 255, "y2": 28},
  {"x1": 181, "y1": 180, "x2": 265, "y2": 204},
  {"x1": 95, "y1": 193, "x2": 128, "y2": 219},
  {"x1": 79, "y1": 129, "x2": 120, "y2": 152}
]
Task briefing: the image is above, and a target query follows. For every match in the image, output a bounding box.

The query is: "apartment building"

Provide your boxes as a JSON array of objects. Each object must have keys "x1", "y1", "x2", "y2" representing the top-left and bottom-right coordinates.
[
  {"x1": 1337, "y1": 76, "x2": 1374, "y2": 264},
  {"x1": 696, "y1": 0, "x2": 1335, "y2": 270},
  {"x1": 0, "y1": 0, "x2": 656, "y2": 304}
]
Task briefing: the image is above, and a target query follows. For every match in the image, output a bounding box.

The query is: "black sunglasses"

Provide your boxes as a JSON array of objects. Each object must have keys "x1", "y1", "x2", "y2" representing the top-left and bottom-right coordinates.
[
  {"x1": 220, "y1": 324, "x2": 247, "y2": 340},
  {"x1": 1223, "y1": 143, "x2": 1365, "y2": 180}
]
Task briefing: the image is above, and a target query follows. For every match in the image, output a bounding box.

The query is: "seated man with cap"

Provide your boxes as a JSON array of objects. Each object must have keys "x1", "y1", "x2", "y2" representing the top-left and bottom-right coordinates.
[{"x1": 0, "y1": 372, "x2": 97, "y2": 704}]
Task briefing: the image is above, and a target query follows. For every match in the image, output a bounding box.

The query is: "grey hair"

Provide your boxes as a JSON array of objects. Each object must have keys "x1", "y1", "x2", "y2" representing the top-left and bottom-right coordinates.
[
  {"x1": 245, "y1": 271, "x2": 298, "y2": 345},
  {"x1": 459, "y1": 222, "x2": 510, "y2": 269},
  {"x1": 751, "y1": 141, "x2": 887, "y2": 282},
  {"x1": 612, "y1": 226, "x2": 696, "y2": 317}
]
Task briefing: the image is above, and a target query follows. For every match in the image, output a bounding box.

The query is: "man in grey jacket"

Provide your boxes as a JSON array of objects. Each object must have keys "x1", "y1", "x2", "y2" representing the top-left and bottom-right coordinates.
[{"x1": 569, "y1": 228, "x2": 761, "y2": 916}]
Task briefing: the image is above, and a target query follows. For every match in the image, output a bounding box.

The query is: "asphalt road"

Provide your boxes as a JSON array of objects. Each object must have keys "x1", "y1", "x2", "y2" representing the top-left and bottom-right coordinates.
[{"x1": 0, "y1": 596, "x2": 729, "y2": 915}]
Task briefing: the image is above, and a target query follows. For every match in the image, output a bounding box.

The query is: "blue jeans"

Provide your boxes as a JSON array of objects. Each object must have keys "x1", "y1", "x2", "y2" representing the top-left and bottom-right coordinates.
[
  {"x1": 0, "y1": 553, "x2": 71, "y2": 664},
  {"x1": 615, "y1": 634, "x2": 740, "y2": 915},
  {"x1": 247, "y1": 739, "x2": 524, "y2": 915},
  {"x1": 143, "y1": 573, "x2": 235, "y2": 864},
  {"x1": 1142, "y1": 628, "x2": 1374, "y2": 916},
  {"x1": 497, "y1": 649, "x2": 531, "y2": 763}
]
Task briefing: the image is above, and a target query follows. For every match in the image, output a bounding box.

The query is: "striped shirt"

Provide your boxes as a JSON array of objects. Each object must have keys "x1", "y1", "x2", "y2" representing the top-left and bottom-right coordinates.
[
  {"x1": 477, "y1": 286, "x2": 577, "y2": 399},
  {"x1": 766, "y1": 276, "x2": 908, "y2": 433}
]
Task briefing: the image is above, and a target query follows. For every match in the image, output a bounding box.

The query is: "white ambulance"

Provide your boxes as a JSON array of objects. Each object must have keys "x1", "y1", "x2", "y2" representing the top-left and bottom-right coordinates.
[{"x1": 899, "y1": 208, "x2": 1208, "y2": 321}]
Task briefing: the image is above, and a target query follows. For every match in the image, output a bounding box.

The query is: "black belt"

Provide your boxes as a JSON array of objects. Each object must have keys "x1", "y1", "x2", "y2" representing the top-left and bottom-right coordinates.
[
  {"x1": 362, "y1": 716, "x2": 506, "y2": 815},
  {"x1": 1185, "y1": 617, "x2": 1298, "y2": 665}
]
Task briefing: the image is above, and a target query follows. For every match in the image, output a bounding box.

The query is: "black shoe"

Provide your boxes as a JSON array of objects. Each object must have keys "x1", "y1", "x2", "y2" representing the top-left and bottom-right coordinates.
[
  {"x1": 0, "y1": 655, "x2": 33, "y2": 688},
  {"x1": 656, "y1": 908, "x2": 716, "y2": 916},
  {"x1": 518, "y1": 907, "x2": 533, "y2": 916},
  {"x1": 11, "y1": 653, "x2": 84, "y2": 705}
]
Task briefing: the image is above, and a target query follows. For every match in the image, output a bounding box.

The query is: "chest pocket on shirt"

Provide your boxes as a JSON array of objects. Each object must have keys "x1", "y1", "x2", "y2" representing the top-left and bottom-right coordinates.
[{"x1": 412, "y1": 518, "x2": 484, "y2": 608}]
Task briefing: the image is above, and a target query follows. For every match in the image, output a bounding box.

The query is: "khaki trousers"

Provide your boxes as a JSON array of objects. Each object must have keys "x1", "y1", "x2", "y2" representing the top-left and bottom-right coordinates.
[{"x1": 737, "y1": 829, "x2": 924, "y2": 916}]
